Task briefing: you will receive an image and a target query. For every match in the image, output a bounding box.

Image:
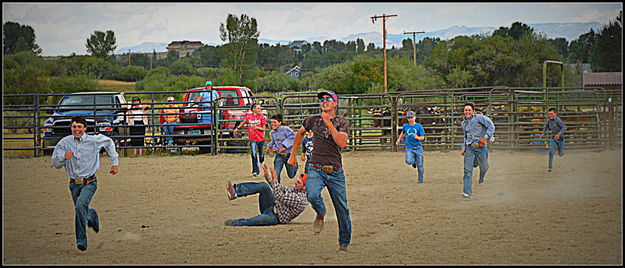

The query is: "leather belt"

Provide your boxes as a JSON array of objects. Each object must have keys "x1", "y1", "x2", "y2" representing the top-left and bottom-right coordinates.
[
  {"x1": 309, "y1": 164, "x2": 341, "y2": 174},
  {"x1": 72, "y1": 175, "x2": 95, "y2": 185}
]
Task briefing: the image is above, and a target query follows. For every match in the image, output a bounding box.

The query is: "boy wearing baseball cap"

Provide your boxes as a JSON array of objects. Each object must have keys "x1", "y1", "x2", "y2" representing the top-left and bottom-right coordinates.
[{"x1": 395, "y1": 110, "x2": 426, "y2": 183}]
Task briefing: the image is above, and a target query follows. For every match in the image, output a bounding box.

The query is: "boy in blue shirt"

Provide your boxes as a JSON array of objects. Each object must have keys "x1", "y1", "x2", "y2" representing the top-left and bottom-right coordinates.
[{"x1": 395, "y1": 111, "x2": 426, "y2": 183}]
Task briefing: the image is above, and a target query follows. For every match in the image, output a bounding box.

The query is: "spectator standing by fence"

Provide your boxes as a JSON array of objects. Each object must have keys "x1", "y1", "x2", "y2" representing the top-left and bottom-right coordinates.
[
  {"x1": 127, "y1": 97, "x2": 148, "y2": 156},
  {"x1": 300, "y1": 130, "x2": 314, "y2": 173},
  {"x1": 161, "y1": 96, "x2": 180, "y2": 145},
  {"x1": 234, "y1": 103, "x2": 267, "y2": 176},
  {"x1": 539, "y1": 108, "x2": 567, "y2": 172},
  {"x1": 52, "y1": 115, "x2": 119, "y2": 251}
]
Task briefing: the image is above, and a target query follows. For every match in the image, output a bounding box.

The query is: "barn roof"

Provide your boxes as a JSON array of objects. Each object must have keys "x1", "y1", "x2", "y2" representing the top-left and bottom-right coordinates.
[{"x1": 582, "y1": 72, "x2": 623, "y2": 86}]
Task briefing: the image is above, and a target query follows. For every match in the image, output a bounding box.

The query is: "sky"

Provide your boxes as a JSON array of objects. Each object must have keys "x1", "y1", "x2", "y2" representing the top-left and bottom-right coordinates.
[{"x1": 3, "y1": 2, "x2": 622, "y2": 56}]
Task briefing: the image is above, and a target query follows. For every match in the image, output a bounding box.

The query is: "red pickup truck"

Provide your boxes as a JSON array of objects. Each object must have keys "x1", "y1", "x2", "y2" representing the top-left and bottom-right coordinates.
[{"x1": 160, "y1": 86, "x2": 255, "y2": 153}]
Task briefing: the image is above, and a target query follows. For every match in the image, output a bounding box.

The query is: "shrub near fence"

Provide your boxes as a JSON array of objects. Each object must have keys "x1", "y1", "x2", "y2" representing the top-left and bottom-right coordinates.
[{"x1": 2, "y1": 87, "x2": 622, "y2": 157}]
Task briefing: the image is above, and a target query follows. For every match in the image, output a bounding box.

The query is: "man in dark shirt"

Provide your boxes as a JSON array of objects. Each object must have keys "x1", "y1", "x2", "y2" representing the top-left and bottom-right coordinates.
[
  {"x1": 539, "y1": 108, "x2": 567, "y2": 172},
  {"x1": 288, "y1": 90, "x2": 351, "y2": 253}
]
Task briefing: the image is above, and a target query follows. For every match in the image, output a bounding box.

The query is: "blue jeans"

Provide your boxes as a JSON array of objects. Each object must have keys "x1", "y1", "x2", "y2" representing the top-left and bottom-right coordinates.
[
  {"x1": 306, "y1": 166, "x2": 352, "y2": 247},
  {"x1": 229, "y1": 182, "x2": 280, "y2": 226},
  {"x1": 274, "y1": 153, "x2": 299, "y2": 183},
  {"x1": 69, "y1": 177, "x2": 98, "y2": 248},
  {"x1": 249, "y1": 141, "x2": 265, "y2": 175},
  {"x1": 405, "y1": 146, "x2": 425, "y2": 183},
  {"x1": 463, "y1": 146, "x2": 489, "y2": 195},
  {"x1": 162, "y1": 121, "x2": 179, "y2": 142},
  {"x1": 548, "y1": 138, "x2": 565, "y2": 169}
]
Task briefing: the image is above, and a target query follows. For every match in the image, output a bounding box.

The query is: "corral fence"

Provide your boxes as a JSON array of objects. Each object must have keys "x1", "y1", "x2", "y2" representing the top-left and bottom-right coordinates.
[{"x1": 2, "y1": 87, "x2": 621, "y2": 157}]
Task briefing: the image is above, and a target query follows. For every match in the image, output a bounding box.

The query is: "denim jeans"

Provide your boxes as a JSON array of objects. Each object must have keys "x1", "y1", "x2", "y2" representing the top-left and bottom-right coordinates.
[
  {"x1": 274, "y1": 153, "x2": 298, "y2": 183},
  {"x1": 69, "y1": 177, "x2": 98, "y2": 248},
  {"x1": 405, "y1": 146, "x2": 425, "y2": 183},
  {"x1": 306, "y1": 167, "x2": 352, "y2": 247},
  {"x1": 249, "y1": 141, "x2": 265, "y2": 175},
  {"x1": 230, "y1": 182, "x2": 280, "y2": 226},
  {"x1": 463, "y1": 146, "x2": 489, "y2": 195},
  {"x1": 162, "y1": 121, "x2": 179, "y2": 142},
  {"x1": 548, "y1": 137, "x2": 565, "y2": 169}
]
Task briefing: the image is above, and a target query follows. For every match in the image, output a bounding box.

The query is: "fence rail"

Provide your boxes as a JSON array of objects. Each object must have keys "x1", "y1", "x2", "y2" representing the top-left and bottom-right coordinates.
[{"x1": 2, "y1": 87, "x2": 622, "y2": 157}]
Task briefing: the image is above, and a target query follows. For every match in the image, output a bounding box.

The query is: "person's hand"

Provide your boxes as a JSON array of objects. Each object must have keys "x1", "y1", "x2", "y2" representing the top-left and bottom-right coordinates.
[
  {"x1": 554, "y1": 134, "x2": 560, "y2": 140},
  {"x1": 233, "y1": 128, "x2": 238, "y2": 135},
  {"x1": 460, "y1": 149, "x2": 465, "y2": 156},
  {"x1": 264, "y1": 147, "x2": 271, "y2": 153},
  {"x1": 539, "y1": 133, "x2": 544, "y2": 138},
  {"x1": 413, "y1": 134, "x2": 419, "y2": 140},
  {"x1": 320, "y1": 112, "x2": 332, "y2": 126},
  {"x1": 479, "y1": 137, "x2": 487, "y2": 147},
  {"x1": 262, "y1": 163, "x2": 270, "y2": 178},
  {"x1": 395, "y1": 140, "x2": 400, "y2": 146},
  {"x1": 64, "y1": 152, "x2": 74, "y2": 160},
  {"x1": 300, "y1": 153, "x2": 307, "y2": 162},
  {"x1": 110, "y1": 166, "x2": 118, "y2": 175},
  {"x1": 287, "y1": 154, "x2": 298, "y2": 167}
]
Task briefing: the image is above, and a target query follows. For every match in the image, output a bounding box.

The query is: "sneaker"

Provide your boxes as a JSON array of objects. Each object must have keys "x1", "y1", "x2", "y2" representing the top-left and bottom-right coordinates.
[
  {"x1": 337, "y1": 246, "x2": 348, "y2": 253},
  {"x1": 88, "y1": 211, "x2": 99, "y2": 233},
  {"x1": 412, "y1": 162, "x2": 417, "y2": 168},
  {"x1": 252, "y1": 173, "x2": 259, "y2": 177},
  {"x1": 224, "y1": 219, "x2": 236, "y2": 226},
  {"x1": 77, "y1": 244, "x2": 87, "y2": 251},
  {"x1": 548, "y1": 168, "x2": 552, "y2": 172},
  {"x1": 313, "y1": 214, "x2": 324, "y2": 233},
  {"x1": 461, "y1": 192, "x2": 472, "y2": 199},
  {"x1": 227, "y1": 180, "x2": 237, "y2": 201}
]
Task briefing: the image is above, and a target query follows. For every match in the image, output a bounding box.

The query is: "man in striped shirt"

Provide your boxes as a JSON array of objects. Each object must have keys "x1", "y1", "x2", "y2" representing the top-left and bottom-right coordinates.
[{"x1": 224, "y1": 164, "x2": 308, "y2": 226}]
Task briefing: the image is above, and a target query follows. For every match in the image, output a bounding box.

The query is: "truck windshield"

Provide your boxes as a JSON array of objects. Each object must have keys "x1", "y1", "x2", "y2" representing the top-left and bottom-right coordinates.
[{"x1": 58, "y1": 95, "x2": 116, "y2": 111}]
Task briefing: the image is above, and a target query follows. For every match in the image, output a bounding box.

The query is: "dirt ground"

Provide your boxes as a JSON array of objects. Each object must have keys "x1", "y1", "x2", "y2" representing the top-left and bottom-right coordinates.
[{"x1": 3, "y1": 148, "x2": 622, "y2": 265}]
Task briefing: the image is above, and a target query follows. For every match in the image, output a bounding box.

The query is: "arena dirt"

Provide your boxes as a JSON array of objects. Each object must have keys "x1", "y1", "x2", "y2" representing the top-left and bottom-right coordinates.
[{"x1": 3, "y1": 149, "x2": 622, "y2": 265}]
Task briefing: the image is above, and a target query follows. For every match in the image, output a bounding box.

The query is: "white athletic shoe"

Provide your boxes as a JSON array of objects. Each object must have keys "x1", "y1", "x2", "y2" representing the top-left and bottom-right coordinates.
[{"x1": 461, "y1": 193, "x2": 472, "y2": 199}]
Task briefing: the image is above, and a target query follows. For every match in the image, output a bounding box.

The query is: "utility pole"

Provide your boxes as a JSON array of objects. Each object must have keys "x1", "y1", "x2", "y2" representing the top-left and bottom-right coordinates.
[
  {"x1": 371, "y1": 14, "x2": 397, "y2": 93},
  {"x1": 403, "y1": 31, "x2": 424, "y2": 67}
]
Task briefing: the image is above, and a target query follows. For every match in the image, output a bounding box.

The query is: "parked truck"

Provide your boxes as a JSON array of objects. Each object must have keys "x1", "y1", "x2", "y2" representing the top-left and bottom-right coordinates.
[
  {"x1": 160, "y1": 86, "x2": 259, "y2": 153},
  {"x1": 42, "y1": 92, "x2": 128, "y2": 151}
]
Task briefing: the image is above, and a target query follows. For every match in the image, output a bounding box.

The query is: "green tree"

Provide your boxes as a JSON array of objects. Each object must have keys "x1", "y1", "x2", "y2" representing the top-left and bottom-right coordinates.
[
  {"x1": 493, "y1": 22, "x2": 535, "y2": 40},
  {"x1": 86, "y1": 30, "x2": 117, "y2": 58},
  {"x1": 219, "y1": 14, "x2": 260, "y2": 80},
  {"x1": 589, "y1": 11, "x2": 622, "y2": 72},
  {"x1": 3, "y1": 21, "x2": 42, "y2": 55},
  {"x1": 568, "y1": 30, "x2": 595, "y2": 63},
  {"x1": 547, "y1": 37, "x2": 569, "y2": 59}
]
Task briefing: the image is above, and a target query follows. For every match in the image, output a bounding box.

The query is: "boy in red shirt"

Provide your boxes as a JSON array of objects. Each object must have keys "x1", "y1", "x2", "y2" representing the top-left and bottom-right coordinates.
[{"x1": 234, "y1": 103, "x2": 267, "y2": 176}]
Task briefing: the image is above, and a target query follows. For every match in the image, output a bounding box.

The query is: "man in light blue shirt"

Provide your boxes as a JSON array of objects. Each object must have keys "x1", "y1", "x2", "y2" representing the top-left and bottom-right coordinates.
[
  {"x1": 460, "y1": 103, "x2": 495, "y2": 199},
  {"x1": 266, "y1": 114, "x2": 298, "y2": 183},
  {"x1": 52, "y1": 116, "x2": 119, "y2": 251},
  {"x1": 539, "y1": 107, "x2": 567, "y2": 172},
  {"x1": 195, "y1": 81, "x2": 220, "y2": 124}
]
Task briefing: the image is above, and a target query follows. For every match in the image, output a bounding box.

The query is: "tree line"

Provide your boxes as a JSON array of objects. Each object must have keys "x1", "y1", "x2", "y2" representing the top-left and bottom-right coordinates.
[{"x1": 3, "y1": 11, "x2": 622, "y2": 103}]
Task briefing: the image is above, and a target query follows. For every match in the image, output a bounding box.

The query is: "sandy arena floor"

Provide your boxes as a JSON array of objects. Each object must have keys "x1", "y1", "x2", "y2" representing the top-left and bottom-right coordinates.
[{"x1": 2, "y1": 149, "x2": 622, "y2": 265}]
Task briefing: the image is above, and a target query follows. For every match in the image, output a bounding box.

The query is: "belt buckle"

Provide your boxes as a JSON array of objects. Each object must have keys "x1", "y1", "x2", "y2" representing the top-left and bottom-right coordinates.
[
  {"x1": 321, "y1": 166, "x2": 333, "y2": 174},
  {"x1": 470, "y1": 142, "x2": 480, "y2": 148},
  {"x1": 73, "y1": 178, "x2": 84, "y2": 185}
]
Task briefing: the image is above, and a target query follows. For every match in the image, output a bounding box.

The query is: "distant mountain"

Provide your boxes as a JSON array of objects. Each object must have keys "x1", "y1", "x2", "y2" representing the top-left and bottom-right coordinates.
[
  {"x1": 115, "y1": 42, "x2": 168, "y2": 54},
  {"x1": 116, "y1": 22, "x2": 604, "y2": 53}
]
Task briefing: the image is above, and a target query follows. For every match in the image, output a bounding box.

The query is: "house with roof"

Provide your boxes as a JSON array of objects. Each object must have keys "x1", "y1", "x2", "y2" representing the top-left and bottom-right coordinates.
[
  {"x1": 286, "y1": 66, "x2": 301, "y2": 80},
  {"x1": 166, "y1": 40, "x2": 204, "y2": 58},
  {"x1": 288, "y1": 40, "x2": 308, "y2": 53},
  {"x1": 582, "y1": 72, "x2": 623, "y2": 91}
]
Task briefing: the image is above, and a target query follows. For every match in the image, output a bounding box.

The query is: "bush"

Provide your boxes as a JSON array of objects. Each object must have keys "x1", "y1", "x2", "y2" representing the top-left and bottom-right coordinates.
[
  {"x1": 252, "y1": 72, "x2": 298, "y2": 92},
  {"x1": 48, "y1": 75, "x2": 101, "y2": 94}
]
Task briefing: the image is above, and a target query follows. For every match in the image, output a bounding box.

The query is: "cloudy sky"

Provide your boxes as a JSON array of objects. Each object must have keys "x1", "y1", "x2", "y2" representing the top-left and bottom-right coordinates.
[{"x1": 3, "y1": 2, "x2": 622, "y2": 56}]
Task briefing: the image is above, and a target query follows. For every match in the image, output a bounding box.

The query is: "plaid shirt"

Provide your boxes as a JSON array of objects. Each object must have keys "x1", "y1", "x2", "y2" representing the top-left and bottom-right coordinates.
[{"x1": 267, "y1": 179, "x2": 309, "y2": 224}]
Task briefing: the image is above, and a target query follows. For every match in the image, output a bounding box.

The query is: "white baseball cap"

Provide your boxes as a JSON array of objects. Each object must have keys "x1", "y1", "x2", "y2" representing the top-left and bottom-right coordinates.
[{"x1": 167, "y1": 96, "x2": 174, "y2": 101}]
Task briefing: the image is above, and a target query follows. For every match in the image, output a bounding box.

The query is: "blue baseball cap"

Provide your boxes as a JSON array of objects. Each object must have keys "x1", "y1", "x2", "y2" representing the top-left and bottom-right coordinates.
[
  {"x1": 406, "y1": 111, "x2": 416, "y2": 117},
  {"x1": 205, "y1": 81, "x2": 212, "y2": 86},
  {"x1": 317, "y1": 90, "x2": 338, "y2": 103}
]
